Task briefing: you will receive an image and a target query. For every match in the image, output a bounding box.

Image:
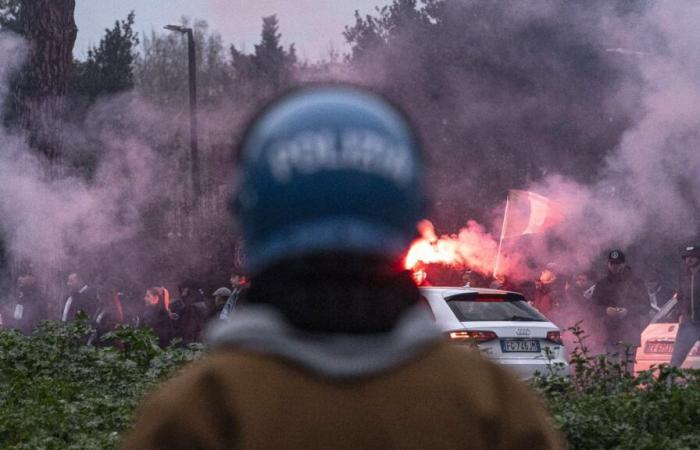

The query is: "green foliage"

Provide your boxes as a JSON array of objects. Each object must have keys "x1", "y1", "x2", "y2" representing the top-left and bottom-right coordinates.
[
  {"x1": 136, "y1": 18, "x2": 233, "y2": 107},
  {"x1": 0, "y1": 0, "x2": 20, "y2": 33},
  {"x1": 0, "y1": 320, "x2": 202, "y2": 449},
  {"x1": 136, "y1": 14, "x2": 297, "y2": 108},
  {"x1": 532, "y1": 324, "x2": 700, "y2": 449},
  {"x1": 2, "y1": 319, "x2": 700, "y2": 449},
  {"x1": 344, "y1": 0, "x2": 436, "y2": 61},
  {"x1": 251, "y1": 15, "x2": 297, "y2": 90},
  {"x1": 229, "y1": 14, "x2": 297, "y2": 97},
  {"x1": 69, "y1": 11, "x2": 139, "y2": 101}
]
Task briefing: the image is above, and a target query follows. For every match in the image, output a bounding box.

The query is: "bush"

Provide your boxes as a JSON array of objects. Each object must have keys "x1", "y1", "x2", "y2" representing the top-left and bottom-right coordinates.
[
  {"x1": 0, "y1": 319, "x2": 202, "y2": 449},
  {"x1": 2, "y1": 320, "x2": 700, "y2": 449},
  {"x1": 531, "y1": 324, "x2": 700, "y2": 449}
]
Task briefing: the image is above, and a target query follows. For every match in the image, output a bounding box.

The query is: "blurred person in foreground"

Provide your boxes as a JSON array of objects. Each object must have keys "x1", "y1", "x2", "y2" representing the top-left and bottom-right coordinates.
[
  {"x1": 670, "y1": 245, "x2": 700, "y2": 368},
  {"x1": 123, "y1": 86, "x2": 563, "y2": 449},
  {"x1": 591, "y1": 250, "x2": 647, "y2": 354}
]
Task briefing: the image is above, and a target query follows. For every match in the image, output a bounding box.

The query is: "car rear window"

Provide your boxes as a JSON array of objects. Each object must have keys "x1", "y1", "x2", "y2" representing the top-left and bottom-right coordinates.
[
  {"x1": 445, "y1": 293, "x2": 547, "y2": 322},
  {"x1": 652, "y1": 298, "x2": 678, "y2": 324}
]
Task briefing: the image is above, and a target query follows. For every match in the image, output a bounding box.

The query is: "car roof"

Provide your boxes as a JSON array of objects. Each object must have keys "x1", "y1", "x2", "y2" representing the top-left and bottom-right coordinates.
[{"x1": 419, "y1": 286, "x2": 522, "y2": 297}]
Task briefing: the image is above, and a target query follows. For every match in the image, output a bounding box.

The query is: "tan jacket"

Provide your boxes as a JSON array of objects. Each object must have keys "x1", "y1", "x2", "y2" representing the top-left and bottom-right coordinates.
[{"x1": 123, "y1": 307, "x2": 565, "y2": 450}]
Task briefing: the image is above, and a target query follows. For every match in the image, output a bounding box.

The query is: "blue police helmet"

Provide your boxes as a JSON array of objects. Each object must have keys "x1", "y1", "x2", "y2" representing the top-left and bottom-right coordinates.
[{"x1": 233, "y1": 85, "x2": 427, "y2": 274}]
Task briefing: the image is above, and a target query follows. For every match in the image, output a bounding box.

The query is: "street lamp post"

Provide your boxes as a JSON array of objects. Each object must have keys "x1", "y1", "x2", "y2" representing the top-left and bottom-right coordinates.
[{"x1": 164, "y1": 25, "x2": 201, "y2": 204}]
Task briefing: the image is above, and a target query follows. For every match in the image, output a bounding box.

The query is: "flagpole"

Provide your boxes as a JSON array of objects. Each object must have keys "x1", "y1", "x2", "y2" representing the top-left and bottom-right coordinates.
[{"x1": 493, "y1": 193, "x2": 510, "y2": 278}]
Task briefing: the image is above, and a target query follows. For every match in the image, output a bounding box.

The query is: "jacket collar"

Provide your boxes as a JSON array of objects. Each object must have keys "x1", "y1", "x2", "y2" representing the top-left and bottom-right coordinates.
[{"x1": 207, "y1": 305, "x2": 442, "y2": 379}]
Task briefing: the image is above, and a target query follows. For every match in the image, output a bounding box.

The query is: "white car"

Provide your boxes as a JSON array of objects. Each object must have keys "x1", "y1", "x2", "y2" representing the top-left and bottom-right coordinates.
[
  {"x1": 420, "y1": 286, "x2": 569, "y2": 378},
  {"x1": 634, "y1": 296, "x2": 700, "y2": 372}
]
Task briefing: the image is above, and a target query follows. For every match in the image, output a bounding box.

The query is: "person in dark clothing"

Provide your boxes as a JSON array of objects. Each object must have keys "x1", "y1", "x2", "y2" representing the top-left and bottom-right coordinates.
[
  {"x1": 88, "y1": 287, "x2": 124, "y2": 346},
  {"x1": 565, "y1": 271, "x2": 596, "y2": 307},
  {"x1": 170, "y1": 281, "x2": 209, "y2": 344},
  {"x1": 218, "y1": 272, "x2": 248, "y2": 320},
  {"x1": 142, "y1": 287, "x2": 175, "y2": 348},
  {"x1": 11, "y1": 268, "x2": 48, "y2": 334},
  {"x1": 642, "y1": 267, "x2": 675, "y2": 319},
  {"x1": 209, "y1": 287, "x2": 231, "y2": 320},
  {"x1": 591, "y1": 250, "x2": 648, "y2": 351},
  {"x1": 533, "y1": 265, "x2": 564, "y2": 317},
  {"x1": 670, "y1": 245, "x2": 700, "y2": 367},
  {"x1": 559, "y1": 271, "x2": 603, "y2": 354},
  {"x1": 489, "y1": 273, "x2": 518, "y2": 292},
  {"x1": 461, "y1": 269, "x2": 490, "y2": 288},
  {"x1": 61, "y1": 272, "x2": 98, "y2": 322}
]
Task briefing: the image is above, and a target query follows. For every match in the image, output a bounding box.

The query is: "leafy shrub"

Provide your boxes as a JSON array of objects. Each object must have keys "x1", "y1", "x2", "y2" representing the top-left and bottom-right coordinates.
[
  {"x1": 0, "y1": 320, "x2": 202, "y2": 449},
  {"x1": 532, "y1": 324, "x2": 700, "y2": 449},
  {"x1": 2, "y1": 320, "x2": 700, "y2": 449}
]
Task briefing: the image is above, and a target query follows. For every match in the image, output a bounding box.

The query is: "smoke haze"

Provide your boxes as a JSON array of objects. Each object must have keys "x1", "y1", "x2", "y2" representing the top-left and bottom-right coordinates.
[
  {"x1": 1, "y1": 1, "x2": 699, "y2": 308},
  {"x1": 0, "y1": 30, "x2": 239, "y2": 306},
  {"x1": 345, "y1": 0, "x2": 700, "y2": 280}
]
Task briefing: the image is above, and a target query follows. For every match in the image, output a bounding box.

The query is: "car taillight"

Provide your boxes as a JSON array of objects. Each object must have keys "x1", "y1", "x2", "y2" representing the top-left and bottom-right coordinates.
[
  {"x1": 546, "y1": 331, "x2": 563, "y2": 345},
  {"x1": 449, "y1": 330, "x2": 498, "y2": 343}
]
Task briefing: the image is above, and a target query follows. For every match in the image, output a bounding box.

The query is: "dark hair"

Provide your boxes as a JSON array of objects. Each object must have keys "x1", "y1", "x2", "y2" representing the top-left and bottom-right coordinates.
[
  {"x1": 245, "y1": 252, "x2": 420, "y2": 334},
  {"x1": 17, "y1": 260, "x2": 33, "y2": 276},
  {"x1": 642, "y1": 266, "x2": 660, "y2": 282},
  {"x1": 575, "y1": 271, "x2": 596, "y2": 281},
  {"x1": 177, "y1": 279, "x2": 200, "y2": 290}
]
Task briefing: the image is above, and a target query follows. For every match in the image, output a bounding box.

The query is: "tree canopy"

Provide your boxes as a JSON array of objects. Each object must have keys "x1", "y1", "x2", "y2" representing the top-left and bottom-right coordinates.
[
  {"x1": 70, "y1": 11, "x2": 139, "y2": 101},
  {"x1": 343, "y1": 0, "x2": 644, "y2": 228},
  {"x1": 0, "y1": 0, "x2": 20, "y2": 33}
]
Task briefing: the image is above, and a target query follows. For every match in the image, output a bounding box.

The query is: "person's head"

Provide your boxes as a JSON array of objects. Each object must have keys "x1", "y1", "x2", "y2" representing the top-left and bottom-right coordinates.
[
  {"x1": 177, "y1": 279, "x2": 200, "y2": 301},
  {"x1": 683, "y1": 245, "x2": 700, "y2": 269},
  {"x1": 212, "y1": 287, "x2": 232, "y2": 308},
  {"x1": 412, "y1": 268, "x2": 427, "y2": 286},
  {"x1": 66, "y1": 272, "x2": 83, "y2": 293},
  {"x1": 231, "y1": 85, "x2": 426, "y2": 332},
  {"x1": 539, "y1": 267, "x2": 556, "y2": 284},
  {"x1": 607, "y1": 250, "x2": 626, "y2": 274},
  {"x1": 230, "y1": 272, "x2": 247, "y2": 288},
  {"x1": 460, "y1": 270, "x2": 472, "y2": 285},
  {"x1": 643, "y1": 267, "x2": 660, "y2": 290},
  {"x1": 573, "y1": 271, "x2": 592, "y2": 289},
  {"x1": 17, "y1": 273, "x2": 36, "y2": 288},
  {"x1": 144, "y1": 287, "x2": 170, "y2": 311},
  {"x1": 491, "y1": 273, "x2": 507, "y2": 288},
  {"x1": 16, "y1": 261, "x2": 35, "y2": 287}
]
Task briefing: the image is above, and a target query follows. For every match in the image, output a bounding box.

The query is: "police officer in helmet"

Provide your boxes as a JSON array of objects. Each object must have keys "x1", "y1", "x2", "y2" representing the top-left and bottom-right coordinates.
[{"x1": 125, "y1": 86, "x2": 563, "y2": 449}]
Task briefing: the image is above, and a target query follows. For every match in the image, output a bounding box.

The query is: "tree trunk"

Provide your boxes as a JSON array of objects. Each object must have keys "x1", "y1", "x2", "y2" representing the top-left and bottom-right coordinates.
[
  {"x1": 13, "y1": 0, "x2": 76, "y2": 164},
  {"x1": 8, "y1": 0, "x2": 77, "y2": 311}
]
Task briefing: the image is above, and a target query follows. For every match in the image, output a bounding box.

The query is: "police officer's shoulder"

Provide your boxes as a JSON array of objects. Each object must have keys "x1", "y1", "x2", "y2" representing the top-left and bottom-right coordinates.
[{"x1": 122, "y1": 356, "x2": 232, "y2": 449}]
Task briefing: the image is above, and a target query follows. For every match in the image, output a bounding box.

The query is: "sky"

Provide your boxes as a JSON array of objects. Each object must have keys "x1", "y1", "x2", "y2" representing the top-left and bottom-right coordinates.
[{"x1": 74, "y1": 0, "x2": 383, "y2": 61}]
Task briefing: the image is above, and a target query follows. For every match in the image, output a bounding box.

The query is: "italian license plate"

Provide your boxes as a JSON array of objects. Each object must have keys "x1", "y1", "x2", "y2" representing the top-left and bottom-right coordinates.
[
  {"x1": 644, "y1": 341, "x2": 674, "y2": 354},
  {"x1": 501, "y1": 339, "x2": 541, "y2": 353}
]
